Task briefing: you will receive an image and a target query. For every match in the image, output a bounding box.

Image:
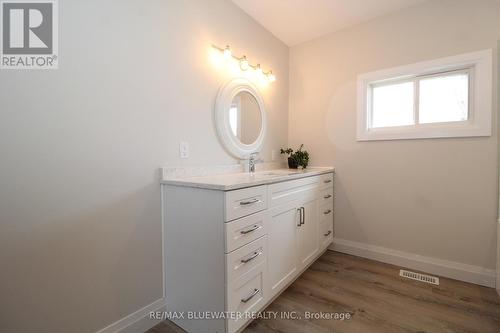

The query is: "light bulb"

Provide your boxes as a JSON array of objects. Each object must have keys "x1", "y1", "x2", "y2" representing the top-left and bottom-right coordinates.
[
  {"x1": 240, "y1": 56, "x2": 249, "y2": 71},
  {"x1": 255, "y1": 64, "x2": 263, "y2": 75},
  {"x1": 267, "y1": 71, "x2": 276, "y2": 82},
  {"x1": 223, "y1": 45, "x2": 231, "y2": 59}
]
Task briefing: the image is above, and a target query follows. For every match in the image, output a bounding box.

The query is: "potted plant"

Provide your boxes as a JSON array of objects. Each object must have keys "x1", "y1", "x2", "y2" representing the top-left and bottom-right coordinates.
[{"x1": 280, "y1": 144, "x2": 309, "y2": 169}]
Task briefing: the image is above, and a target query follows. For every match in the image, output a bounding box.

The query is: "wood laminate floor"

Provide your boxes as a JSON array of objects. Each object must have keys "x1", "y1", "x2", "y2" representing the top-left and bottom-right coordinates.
[{"x1": 148, "y1": 251, "x2": 500, "y2": 333}]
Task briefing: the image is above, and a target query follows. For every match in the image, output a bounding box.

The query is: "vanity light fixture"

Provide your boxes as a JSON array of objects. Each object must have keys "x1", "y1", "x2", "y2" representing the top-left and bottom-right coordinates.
[
  {"x1": 212, "y1": 44, "x2": 276, "y2": 83},
  {"x1": 223, "y1": 45, "x2": 232, "y2": 59},
  {"x1": 239, "y1": 56, "x2": 250, "y2": 71},
  {"x1": 266, "y1": 71, "x2": 276, "y2": 82},
  {"x1": 252, "y1": 64, "x2": 263, "y2": 75}
]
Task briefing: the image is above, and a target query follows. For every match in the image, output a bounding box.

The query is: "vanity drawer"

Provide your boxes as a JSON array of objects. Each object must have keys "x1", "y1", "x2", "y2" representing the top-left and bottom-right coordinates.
[
  {"x1": 225, "y1": 185, "x2": 268, "y2": 221},
  {"x1": 320, "y1": 201, "x2": 334, "y2": 222},
  {"x1": 320, "y1": 218, "x2": 334, "y2": 250},
  {"x1": 268, "y1": 176, "x2": 319, "y2": 208},
  {"x1": 318, "y1": 187, "x2": 333, "y2": 204},
  {"x1": 227, "y1": 262, "x2": 267, "y2": 333},
  {"x1": 226, "y1": 236, "x2": 267, "y2": 283},
  {"x1": 225, "y1": 211, "x2": 267, "y2": 253},
  {"x1": 319, "y1": 173, "x2": 334, "y2": 190}
]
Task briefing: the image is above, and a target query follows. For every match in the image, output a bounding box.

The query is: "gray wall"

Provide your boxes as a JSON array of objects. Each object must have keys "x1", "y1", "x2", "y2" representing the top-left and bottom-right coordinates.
[
  {"x1": 289, "y1": 0, "x2": 499, "y2": 270},
  {"x1": 0, "y1": 0, "x2": 289, "y2": 332}
]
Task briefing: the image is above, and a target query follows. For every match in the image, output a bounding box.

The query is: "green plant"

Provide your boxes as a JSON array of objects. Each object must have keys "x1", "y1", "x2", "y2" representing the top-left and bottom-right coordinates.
[{"x1": 280, "y1": 144, "x2": 309, "y2": 169}]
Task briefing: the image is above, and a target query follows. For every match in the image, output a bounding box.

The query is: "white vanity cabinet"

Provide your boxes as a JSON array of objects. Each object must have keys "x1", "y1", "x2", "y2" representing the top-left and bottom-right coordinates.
[{"x1": 162, "y1": 169, "x2": 334, "y2": 333}]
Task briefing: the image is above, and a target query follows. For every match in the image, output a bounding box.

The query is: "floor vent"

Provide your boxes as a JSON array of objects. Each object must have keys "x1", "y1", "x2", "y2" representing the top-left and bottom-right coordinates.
[{"x1": 399, "y1": 270, "x2": 439, "y2": 285}]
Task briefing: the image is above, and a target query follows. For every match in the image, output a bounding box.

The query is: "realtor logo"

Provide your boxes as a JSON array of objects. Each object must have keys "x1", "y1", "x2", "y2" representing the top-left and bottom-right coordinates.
[{"x1": 1, "y1": 0, "x2": 58, "y2": 69}]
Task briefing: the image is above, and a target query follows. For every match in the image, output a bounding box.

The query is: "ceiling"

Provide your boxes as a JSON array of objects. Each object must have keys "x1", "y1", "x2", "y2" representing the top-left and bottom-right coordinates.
[{"x1": 231, "y1": 0, "x2": 427, "y2": 46}]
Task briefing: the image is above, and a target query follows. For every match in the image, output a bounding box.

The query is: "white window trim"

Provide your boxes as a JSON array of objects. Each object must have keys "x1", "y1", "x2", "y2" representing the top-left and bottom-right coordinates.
[{"x1": 357, "y1": 49, "x2": 492, "y2": 141}]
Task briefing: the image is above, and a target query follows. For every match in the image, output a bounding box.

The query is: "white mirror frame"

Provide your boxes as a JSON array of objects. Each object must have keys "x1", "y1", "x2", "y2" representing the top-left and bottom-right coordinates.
[{"x1": 214, "y1": 78, "x2": 267, "y2": 159}]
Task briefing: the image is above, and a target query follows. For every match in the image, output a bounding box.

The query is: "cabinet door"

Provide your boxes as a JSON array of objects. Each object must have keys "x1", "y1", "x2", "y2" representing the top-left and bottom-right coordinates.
[
  {"x1": 267, "y1": 200, "x2": 300, "y2": 299},
  {"x1": 297, "y1": 197, "x2": 319, "y2": 270}
]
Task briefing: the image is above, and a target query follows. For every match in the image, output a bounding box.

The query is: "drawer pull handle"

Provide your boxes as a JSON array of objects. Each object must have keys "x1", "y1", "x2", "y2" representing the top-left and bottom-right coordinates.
[
  {"x1": 240, "y1": 198, "x2": 260, "y2": 206},
  {"x1": 323, "y1": 194, "x2": 332, "y2": 199},
  {"x1": 324, "y1": 230, "x2": 332, "y2": 237},
  {"x1": 241, "y1": 288, "x2": 260, "y2": 303},
  {"x1": 297, "y1": 207, "x2": 305, "y2": 226},
  {"x1": 324, "y1": 179, "x2": 332, "y2": 184},
  {"x1": 241, "y1": 251, "x2": 261, "y2": 263},
  {"x1": 324, "y1": 209, "x2": 332, "y2": 215},
  {"x1": 240, "y1": 225, "x2": 261, "y2": 235}
]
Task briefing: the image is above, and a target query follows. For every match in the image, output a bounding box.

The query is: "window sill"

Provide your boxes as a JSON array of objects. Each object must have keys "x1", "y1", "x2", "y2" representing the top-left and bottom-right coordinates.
[{"x1": 357, "y1": 122, "x2": 491, "y2": 141}]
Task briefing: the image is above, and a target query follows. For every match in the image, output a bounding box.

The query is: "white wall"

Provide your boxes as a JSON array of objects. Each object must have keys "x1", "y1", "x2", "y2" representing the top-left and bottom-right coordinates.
[
  {"x1": 289, "y1": 0, "x2": 499, "y2": 271},
  {"x1": 0, "y1": 0, "x2": 289, "y2": 332}
]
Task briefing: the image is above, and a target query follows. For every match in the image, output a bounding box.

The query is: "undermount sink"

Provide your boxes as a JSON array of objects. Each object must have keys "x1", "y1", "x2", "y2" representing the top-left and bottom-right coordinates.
[{"x1": 254, "y1": 170, "x2": 302, "y2": 177}]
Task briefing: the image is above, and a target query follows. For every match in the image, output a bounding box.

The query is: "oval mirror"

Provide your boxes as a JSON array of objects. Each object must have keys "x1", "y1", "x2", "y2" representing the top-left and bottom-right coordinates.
[
  {"x1": 229, "y1": 91, "x2": 262, "y2": 145},
  {"x1": 215, "y1": 78, "x2": 266, "y2": 159}
]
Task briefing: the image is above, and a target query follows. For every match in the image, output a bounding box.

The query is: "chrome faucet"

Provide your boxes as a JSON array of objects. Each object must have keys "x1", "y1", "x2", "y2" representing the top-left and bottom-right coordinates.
[{"x1": 248, "y1": 153, "x2": 260, "y2": 173}]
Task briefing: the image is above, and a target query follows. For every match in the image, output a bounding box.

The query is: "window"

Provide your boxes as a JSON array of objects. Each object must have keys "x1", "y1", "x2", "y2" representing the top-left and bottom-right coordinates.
[
  {"x1": 372, "y1": 81, "x2": 414, "y2": 128},
  {"x1": 357, "y1": 50, "x2": 492, "y2": 141},
  {"x1": 418, "y1": 72, "x2": 468, "y2": 124},
  {"x1": 370, "y1": 69, "x2": 469, "y2": 128}
]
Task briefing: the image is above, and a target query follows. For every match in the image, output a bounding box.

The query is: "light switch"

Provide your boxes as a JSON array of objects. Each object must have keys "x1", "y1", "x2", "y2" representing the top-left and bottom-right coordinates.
[{"x1": 179, "y1": 141, "x2": 189, "y2": 159}]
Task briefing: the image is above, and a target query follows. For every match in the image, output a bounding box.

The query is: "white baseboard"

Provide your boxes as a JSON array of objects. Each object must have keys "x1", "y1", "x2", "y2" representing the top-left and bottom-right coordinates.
[
  {"x1": 95, "y1": 298, "x2": 166, "y2": 333},
  {"x1": 330, "y1": 238, "x2": 496, "y2": 288}
]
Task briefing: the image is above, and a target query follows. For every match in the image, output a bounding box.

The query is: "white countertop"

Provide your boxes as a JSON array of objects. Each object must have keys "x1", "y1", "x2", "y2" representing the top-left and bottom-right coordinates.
[{"x1": 161, "y1": 167, "x2": 335, "y2": 191}]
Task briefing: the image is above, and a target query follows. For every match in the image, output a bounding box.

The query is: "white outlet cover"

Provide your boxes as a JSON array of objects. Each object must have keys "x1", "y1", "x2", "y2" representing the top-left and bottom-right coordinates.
[{"x1": 179, "y1": 142, "x2": 189, "y2": 159}]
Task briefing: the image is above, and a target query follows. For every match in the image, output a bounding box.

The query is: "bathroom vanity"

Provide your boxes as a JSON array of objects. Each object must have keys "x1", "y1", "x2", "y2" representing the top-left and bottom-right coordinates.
[
  {"x1": 161, "y1": 167, "x2": 334, "y2": 333},
  {"x1": 161, "y1": 77, "x2": 334, "y2": 332}
]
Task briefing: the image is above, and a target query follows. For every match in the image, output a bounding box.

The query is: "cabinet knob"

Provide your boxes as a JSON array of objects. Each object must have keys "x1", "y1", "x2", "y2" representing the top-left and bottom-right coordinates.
[{"x1": 324, "y1": 230, "x2": 332, "y2": 237}]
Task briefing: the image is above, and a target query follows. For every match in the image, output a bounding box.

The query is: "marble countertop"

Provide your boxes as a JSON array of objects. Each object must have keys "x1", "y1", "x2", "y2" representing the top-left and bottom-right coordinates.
[{"x1": 161, "y1": 167, "x2": 335, "y2": 191}]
